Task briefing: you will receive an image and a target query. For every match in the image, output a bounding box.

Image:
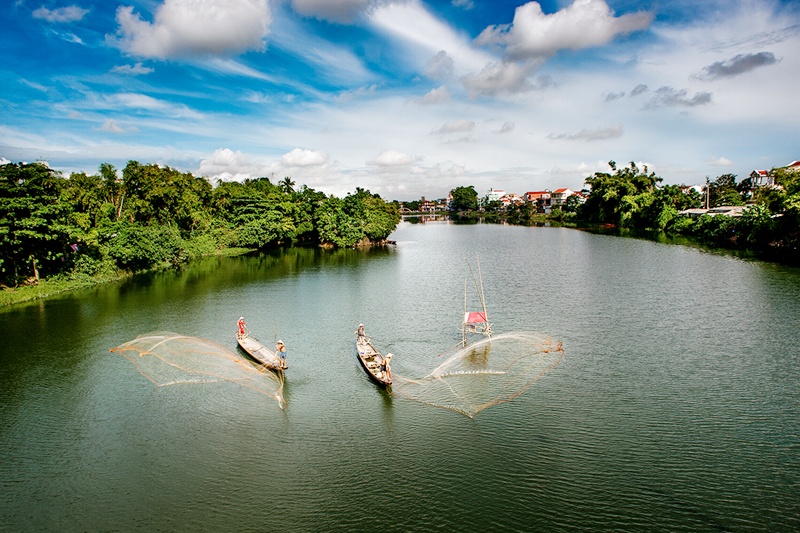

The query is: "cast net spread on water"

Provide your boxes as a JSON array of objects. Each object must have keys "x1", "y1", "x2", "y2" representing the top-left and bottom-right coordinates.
[
  {"x1": 391, "y1": 332, "x2": 563, "y2": 418},
  {"x1": 110, "y1": 332, "x2": 285, "y2": 408}
]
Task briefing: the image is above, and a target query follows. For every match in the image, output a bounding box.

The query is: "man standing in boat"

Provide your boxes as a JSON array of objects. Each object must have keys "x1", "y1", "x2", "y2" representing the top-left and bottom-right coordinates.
[
  {"x1": 237, "y1": 317, "x2": 246, "y2": 338},
  {"x1": 276, "y1": 340, "x2": 287, "y2": 369},
  {"x1": 356, "y1": 323, "x2": 365, "y2": 337}
]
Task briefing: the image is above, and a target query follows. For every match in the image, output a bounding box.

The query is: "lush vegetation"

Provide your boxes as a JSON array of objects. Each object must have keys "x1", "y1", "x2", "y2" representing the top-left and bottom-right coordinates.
[
  {"x1": 575, "y1": 161, "x2": 800, "y2": 259},
  {"x1": 0, "y1": 161, "x2": 399, "y2": 290},
  {"x1": 441, "y1": 160, "x2": 799, "y2": 261}
]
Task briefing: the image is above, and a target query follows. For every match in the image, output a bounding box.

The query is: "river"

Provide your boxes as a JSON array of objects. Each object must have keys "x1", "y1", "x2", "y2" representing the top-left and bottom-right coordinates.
[{"x1": 1, "y1": 221, "x2": 798, "y2": 531}]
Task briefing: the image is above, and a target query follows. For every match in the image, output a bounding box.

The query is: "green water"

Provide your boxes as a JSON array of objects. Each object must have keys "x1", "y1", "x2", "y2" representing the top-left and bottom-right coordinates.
[{"x1": 1, "y1": 222, "x2": 799, "y2": 531}]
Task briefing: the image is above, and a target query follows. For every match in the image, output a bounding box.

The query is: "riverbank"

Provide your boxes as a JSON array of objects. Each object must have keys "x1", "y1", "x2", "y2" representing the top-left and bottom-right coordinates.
[{"x1": 0, "y1": 247, "x2": 254, "y2": 308}]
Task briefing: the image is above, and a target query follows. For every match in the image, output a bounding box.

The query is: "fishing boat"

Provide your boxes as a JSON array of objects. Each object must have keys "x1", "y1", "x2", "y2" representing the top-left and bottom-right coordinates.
[
  {"x1": 236, "y1": 318, "x2": 287, "y2": 370},
  {"x1": 355, "y1": 324, "x2": 392, "y2": 386},
  {"x1": 462, "y1": 257, "x2": 492, "y2": 347}
]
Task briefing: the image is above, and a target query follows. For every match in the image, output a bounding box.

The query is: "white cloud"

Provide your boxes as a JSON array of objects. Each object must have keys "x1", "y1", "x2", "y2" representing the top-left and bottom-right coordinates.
[
  {"x1": 709, "y1": 157, "x2": 733, "y2": 166},
  {"x1": 111, "y1": 0, "x2": 271, "y2": 59},
  {"x1": 433, "y1": 119, "x2": 475, "y2": 135},
  {"x1": 32, "y1": 5, "x2": 89, "y2": 23},
  {"x1": 461, "y1": 60, "x2": 542, "y2": 98},
  {"x1": 369, "y1": 0, "x2": 492, "y2": 75},
  {"x1": 418, "y1": 86, "x2": 451, "y2": 105},
  {"x1": 110, "y1": 62, "x2": 154, "y2": 75},
  {"x1": 281, "y1": 148, "x2": 328, "y2": 167},
  {"x1": 548, "y1": 124, "x2": 624, "y2": 141},
  {"x1": 290, "y1": 0, "x2": 370, "y2": 24},
  {"x1": 112, "y1": 93, "x2": 204, "y2": 119},
  {"x1": 369, "y1": 150, "x2": 416, "y2": 167},
  {"x1": 476, "y1": 0, "x2": 653, "y2": 59},
  {"x1": 198, "y1": 148, "x2": 266, "y2": 182},
  {"x1": 425, "y1": 50, "x2": 455, "y2": 81},
  {"x1": 496, "y1": 121, "x2": 515, "y2": 134},
  {"x1": 100, "y1": 119, "x2": 137, "y2": 134}
]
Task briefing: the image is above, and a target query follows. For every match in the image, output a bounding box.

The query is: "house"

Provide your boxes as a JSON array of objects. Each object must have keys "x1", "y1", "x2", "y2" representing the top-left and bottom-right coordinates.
[
  {"x1": 551, "y1": 188, "x2": 575, "y2": 206},
  {"x1": 486, "y1": 188, "x2": 505, "y2": 203},
  {"x1": 501, "y1": 193, "x2": 524, "y2": 207},
  {"x1": 750, "y1": 169, "x2": 774, "y2": 187},
  {"x1": 523, "y1": 191, "x2": 551, "y2": 205}
]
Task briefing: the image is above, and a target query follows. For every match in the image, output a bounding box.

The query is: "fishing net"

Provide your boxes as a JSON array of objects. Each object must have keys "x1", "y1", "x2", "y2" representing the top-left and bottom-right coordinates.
[
  {"x1": 110, "y1": 332, "x2": 285, "y2": 408},
  {"x1": 391, "y1": 332, "x2": 563, "y2": 418}
]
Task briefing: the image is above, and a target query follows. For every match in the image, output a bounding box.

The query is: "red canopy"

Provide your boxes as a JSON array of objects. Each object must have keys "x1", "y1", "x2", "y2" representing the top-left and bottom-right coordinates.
[{"x1": 464, "y1": 311, "x2": 487, "y2": 325}]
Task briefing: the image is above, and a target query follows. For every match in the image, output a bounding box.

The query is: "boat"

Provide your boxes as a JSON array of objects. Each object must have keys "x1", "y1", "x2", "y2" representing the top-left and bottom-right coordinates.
[
  {"x1": 236, "y1": 318, "x2": 287, "y2": 370},
  {"x1": 355, "y1": 324, "x2": 392, "y2": 386},
  {"x1": 462, "y1": 257, "x2": 492, "y2": 347}
]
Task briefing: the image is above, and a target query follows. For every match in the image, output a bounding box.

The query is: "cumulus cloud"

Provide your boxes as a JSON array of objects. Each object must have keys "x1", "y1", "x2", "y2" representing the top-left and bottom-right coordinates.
[
  {"x1": 369, "y1": 150, "x2": 416, "y2": 167},
  {"x1": 461, "y1": 60, "x2": 545, "y2": 98},
  {"x1": 630, "y1": 83, "x2": 648, "y2": 97},
  {"x1": 32, "y1": 5, "x2": 89, "y2": 23},
  {"x1": 418, "y1": 86, "x2": 451, "y2": 105},
  {"x1": 433, "y1": 119, "x2": 475, "y2": 135},
  {"x1": 291, "y1": 0, "x2": 371, "y2": 23},
  {"x1": 496, "y1": 121, "x2": 515, "y2": 134},
  {"x1": 111, "y1": 0, "x2": 271, "y2": 59},
  {"x1": 476, "y1": 0, "x2": 653, "y2": 59},
  {"x1": 644, "y1": 87, "x2": 712, "y2": 109},
  {"x1": 281, "y1": 148, "x2": 328, "y2": 167},
  {"x1": 111, "y1": 62, "x2": 153, "y2": 75},
  {"x1": 425, "y1": 50, "x2": 455, "y2": 80},
  {"x1": 197, "y1": 148, "x2": 263, "y2": 182},
  {"x1": 696, "y1": 52, "x2": 778, "y2": 80},
  {"x1": 547, "y1": 124, "x2": 623, "y2": 141}
]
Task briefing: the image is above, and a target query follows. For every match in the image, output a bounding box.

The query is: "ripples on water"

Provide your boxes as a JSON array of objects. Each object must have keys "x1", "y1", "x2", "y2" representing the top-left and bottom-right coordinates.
[{"x1": 1, "y1": 222, "x2": 798, "y2": 531}]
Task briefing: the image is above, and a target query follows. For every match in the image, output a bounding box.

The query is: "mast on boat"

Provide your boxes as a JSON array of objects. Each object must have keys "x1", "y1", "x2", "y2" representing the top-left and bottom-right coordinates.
[{"x1": 462, "y1": 256, "x2": 492, "y2": 347}]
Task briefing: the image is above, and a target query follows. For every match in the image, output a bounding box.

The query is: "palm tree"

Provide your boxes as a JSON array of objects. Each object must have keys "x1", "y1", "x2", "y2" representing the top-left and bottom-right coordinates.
[{"x1": 280, "y1": 176, "x2": 295, "y2": 194}]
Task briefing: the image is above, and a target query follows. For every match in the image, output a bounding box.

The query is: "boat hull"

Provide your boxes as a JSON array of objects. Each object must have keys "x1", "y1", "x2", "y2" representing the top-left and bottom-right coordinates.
[
  {"x1": 237, "y1": 334, "x2": 286, "y2": 370},
  {"x1": 355, "y1": 334, "x2": 391, "y2": 386}
]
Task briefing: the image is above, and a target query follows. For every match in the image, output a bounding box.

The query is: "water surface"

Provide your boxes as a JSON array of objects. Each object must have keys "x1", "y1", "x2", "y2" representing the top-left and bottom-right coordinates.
[{"x1": 1, "y1": 222, "x2": 798, "y2": 531}]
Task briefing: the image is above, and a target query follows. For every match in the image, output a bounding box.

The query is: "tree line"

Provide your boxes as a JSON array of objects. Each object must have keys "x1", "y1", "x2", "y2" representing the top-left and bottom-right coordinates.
[
  {"x1": 0, "y1": 161, "x2": 400, "y2": 286},
  {"x1": 447, "y1": 161, "x2": 800, "y2": 260}
]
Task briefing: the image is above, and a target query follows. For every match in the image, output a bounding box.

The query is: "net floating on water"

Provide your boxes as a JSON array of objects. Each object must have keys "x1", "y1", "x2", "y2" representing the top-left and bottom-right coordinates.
[
  {"x1": 392, "y1": 332, "x2": 564, "y2": 418},
  {"x1": 110, "y1": 332, "x2": 285, "y2": 408}
]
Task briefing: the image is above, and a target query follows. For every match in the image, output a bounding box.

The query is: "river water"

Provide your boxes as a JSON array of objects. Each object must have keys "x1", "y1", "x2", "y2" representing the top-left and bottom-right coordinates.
[{"x1": 1, "y1": 221, "x2": 798, "y2": 531}]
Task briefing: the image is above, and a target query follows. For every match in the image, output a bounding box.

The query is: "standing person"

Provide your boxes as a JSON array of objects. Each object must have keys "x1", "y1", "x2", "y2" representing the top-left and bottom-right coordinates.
[
  {"x1": 276, "y1": 340, "x2": 287, "y2": 369},
  {"x1": 237, "y1": 317, "x2": 246, "y2": 337},
  {"x1": 356, "y1": 323, "x2": 365, "y2": 337},
  {"x1": 382, "y1": 353, "x2": 393, "y2": 380}
]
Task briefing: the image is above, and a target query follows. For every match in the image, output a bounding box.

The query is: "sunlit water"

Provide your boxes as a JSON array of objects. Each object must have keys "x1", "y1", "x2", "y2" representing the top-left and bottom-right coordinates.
[{"x1": 1, "y1": 221, "x2": 798, "y2": 531}]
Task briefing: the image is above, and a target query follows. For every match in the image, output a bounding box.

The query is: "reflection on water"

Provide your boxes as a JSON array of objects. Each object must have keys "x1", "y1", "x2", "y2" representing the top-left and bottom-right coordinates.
[{"x1": 1, "y1": 222, "x2": 799, "y2": 532}]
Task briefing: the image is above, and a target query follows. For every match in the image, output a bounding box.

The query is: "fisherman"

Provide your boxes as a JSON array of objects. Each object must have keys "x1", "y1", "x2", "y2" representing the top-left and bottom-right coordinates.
[
  {"x1": 356, "y1": 323, "x2": 365, "y2": 337},
  {"x1": 237, "y1": 317, "x2": 246, "y2": 337},
  {"x1": 276, "y1": 340, "x2": 287, "y2": 369},
  {"x1": 382, "y1": 353, "x2": 393, "y2": 378}
]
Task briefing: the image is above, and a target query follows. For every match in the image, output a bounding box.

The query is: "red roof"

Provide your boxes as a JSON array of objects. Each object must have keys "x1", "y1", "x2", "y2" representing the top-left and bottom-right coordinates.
[{"x1": 554, "y1": 188, "x2": 570, "y2": 193}]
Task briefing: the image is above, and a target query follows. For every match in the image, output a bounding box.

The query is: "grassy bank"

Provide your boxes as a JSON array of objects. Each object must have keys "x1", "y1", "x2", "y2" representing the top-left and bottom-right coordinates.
[{"x1": 0, "y1": 247, "x2": 253, "y2": 308}]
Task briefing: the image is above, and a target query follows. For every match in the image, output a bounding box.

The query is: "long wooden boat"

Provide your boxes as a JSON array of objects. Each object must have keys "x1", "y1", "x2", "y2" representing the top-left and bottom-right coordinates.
[
  {"x1": 355, "y1": 327, "x2": 392, "y2": 386},
  {"x1": 237, "y1": 332, "x2": 286, "y2": 370}
]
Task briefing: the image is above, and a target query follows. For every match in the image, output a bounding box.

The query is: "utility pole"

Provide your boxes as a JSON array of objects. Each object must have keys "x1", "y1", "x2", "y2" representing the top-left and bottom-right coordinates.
[{"x1": 705, "y1": 176, "x2": 710, "y2": 209}]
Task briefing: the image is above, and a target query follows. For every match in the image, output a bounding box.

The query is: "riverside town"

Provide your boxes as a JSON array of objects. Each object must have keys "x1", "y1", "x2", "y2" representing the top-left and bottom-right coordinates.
[{"x1": 1, "y1": 157, "x2": 799, "y2": 307}]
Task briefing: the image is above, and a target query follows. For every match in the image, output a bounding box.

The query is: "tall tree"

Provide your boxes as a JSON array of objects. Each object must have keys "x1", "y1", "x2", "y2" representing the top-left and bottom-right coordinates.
[{"x1": 450, "y1": 186, "x2": 479, "y2": 212}]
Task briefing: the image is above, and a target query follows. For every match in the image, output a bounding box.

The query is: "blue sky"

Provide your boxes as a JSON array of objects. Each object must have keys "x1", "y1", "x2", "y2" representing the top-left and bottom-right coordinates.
[{"x1": 2, "y1": 0, "x2": 798, "y2": 200}]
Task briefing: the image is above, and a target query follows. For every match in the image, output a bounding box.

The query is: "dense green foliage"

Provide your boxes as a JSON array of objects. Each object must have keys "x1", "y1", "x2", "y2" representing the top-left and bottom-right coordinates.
[
  {"x1": 0, "y1": 161, "x2": 399, "y2": 286},
  {"x1": 449, "y1": 185, "x2": 479, "y2": 212},
  {"x1": 577, "y1": 161, "x2": 800, "y2": 259}
]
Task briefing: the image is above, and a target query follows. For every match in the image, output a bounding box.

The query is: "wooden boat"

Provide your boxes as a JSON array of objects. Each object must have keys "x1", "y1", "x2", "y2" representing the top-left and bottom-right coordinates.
[
  {"x1": 355, "y1": 326, "x2": 392, "y2": 386},
  {"x1": 236, "y1": 328, "x2": 286, "y2": 370}
]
